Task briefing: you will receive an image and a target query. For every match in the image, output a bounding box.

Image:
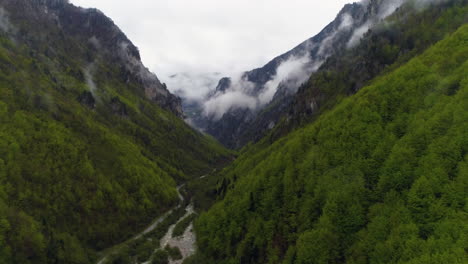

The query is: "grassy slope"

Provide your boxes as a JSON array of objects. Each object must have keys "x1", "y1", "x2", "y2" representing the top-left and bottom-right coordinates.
[
  {"x1": 0, "y1": 20, "x2": 230, "y2": 264},
  {"x1": 195, "y1": 25, "x2": 468, "y2": 264}
]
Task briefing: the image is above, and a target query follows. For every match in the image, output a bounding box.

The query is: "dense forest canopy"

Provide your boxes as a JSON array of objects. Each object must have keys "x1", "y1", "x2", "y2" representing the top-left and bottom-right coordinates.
[{"x1": 194, "y1": 23, "x2": 468, "y2": 264}]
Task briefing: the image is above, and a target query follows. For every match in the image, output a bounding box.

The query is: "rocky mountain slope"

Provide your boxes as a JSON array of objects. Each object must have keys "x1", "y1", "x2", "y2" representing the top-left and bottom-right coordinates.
[
  {"x1": 196, "y1": 0, "x2": 382, "y2": 148},
  {"x1": 0, "y1": 0, "x2": 230, "y2": 263},
  {"x1": 7, "y1": 0, "x2": 183, "y2": 116},
  {"x1": 198, "y1": 0, "x2": 468, "y2": 149},
  {"x1": 276, "y1": 0, "x2": 468, "y2": 140}
]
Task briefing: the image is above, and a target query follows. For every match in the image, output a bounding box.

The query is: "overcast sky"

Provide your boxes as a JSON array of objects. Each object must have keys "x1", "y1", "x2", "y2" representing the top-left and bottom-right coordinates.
[{"x1": 70, "y1": 0, "x2": 352, "y2": 100}]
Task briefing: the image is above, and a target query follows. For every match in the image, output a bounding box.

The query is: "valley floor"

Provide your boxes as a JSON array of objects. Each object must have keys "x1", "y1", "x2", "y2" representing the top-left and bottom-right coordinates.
[{"x1": 97, "y1": 172, "x2": 212, "y2": 264}]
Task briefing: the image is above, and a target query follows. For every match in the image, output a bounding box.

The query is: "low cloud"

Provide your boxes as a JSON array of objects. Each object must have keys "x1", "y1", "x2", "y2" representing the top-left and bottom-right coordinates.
[
  {"x1": 348, "y1": 0, "x2": 406, "y2": 48},
  {"x1": 203, "y1": 87, "x2": 257, "y2": 120},
  {"x1": 167, "y1": 71, "x2": 223, "y2": 103},
  {"x1": 193, "y1": 0, "x2": 452, "y2": 123},
  {"x1": 88, "y1": 35, "x2": 101, "y2": 49},
  {"x1": 260, "y1": 54, "x2": 318, "y2": 105},
  {"x1": 378, "y1": 0, "x2": 406, "y2": 18},
  {"x1": 0, "y1": 7, "x2": 14, "y2": 33},
  {"x1": 201, "y1": 10, "x2": 357, "y2": 121},
  {"x1": 201, "y1": 52, "x2": 325, "y2": 120},
  {"x1": 347, "y1": 21, "x2": 372, "y2": 48},
  {"x1": 83, "y1": 64, "x2": 99, "y2": 101},
  {"x1": 319, "y1": 12, "x2": 354, "y2": 56},
  {"x1": 348, "y1": 0, "x2": 448, "y2": 48},
  {"x1": 261, "y1": 11, "x2": 356, "y2": 107}
]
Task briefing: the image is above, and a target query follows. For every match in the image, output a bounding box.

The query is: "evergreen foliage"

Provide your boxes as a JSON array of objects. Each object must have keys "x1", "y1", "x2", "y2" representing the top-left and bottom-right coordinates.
[{"x1": 195, "y1": 25, "x2": 468, "y2": 264}]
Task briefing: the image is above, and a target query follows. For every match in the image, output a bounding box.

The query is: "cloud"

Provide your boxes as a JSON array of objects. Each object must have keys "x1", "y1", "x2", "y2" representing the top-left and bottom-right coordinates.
[
  {"x1": 166, "y1": 71, "x2": 223, "y2": 103},
  {"x1": 201, "y1": 9, "x2": 359, "y2": 120},
  {"x1": 83, "y1": 64, "x2": 99, "y2": 100},
  {"x1": 378, "y1": 0, "x2": 406, "y2": 18},
  {"x1": 0, "y1": 7, "x2": 14, "y2": 33},
  {"x1": 201, "y1": 51, "x2": 326, "y2": 120},
  {"x1": 348, "y1": 0, "x2": 450, "y2": 48},
  {"x1": 348, "y1": 0, "x2": 406, "y2": 48},
  {"x1": 203, "y1": 89, "x2": 257, "y2": 120},
  {"x1": 347, "y1": 21, "x2": 372, "y2": 48},
  {"x1": 318, "y1": 12, "x2": 354, "y2": 56},
  {"x1": 359, "y1": 0, "x2": 371, "y2": 7},
  {"x1": 259, "y1": 54, "x2": 317, "y2": 105},
  {"x1": 88, "y1": 36, "x2": 101, "y2": 49},
  {"x1": 201, "y1": 54, "x2": 314, "y2": 120},
  {"x1": 339, "y1": 12, "x2": 354, "y2": 30},
  {"x1": 70, "y1": 0, "x2": 352, "y2": 108}
]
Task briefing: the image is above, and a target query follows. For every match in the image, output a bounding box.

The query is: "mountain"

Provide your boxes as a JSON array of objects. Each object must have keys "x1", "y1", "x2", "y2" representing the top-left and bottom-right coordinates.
[
  {"x1": 277, "y1": 0, "x2": 468, "y2": 139},
  {"x1": 197, "y1": 0, "x2": 468, "y2": 150},
  {"x1": 10, "y1": 0, "x2": 182, "y2": 116},
  {"x1": 196, "y1": 0, "x2": 382, "y2": 148},
  {"x1": 0, "y1": 0, "x2": 230, "y2": 263},
  {"x1": 194, "y1": 20, "x2": 468, "y2": 264}
]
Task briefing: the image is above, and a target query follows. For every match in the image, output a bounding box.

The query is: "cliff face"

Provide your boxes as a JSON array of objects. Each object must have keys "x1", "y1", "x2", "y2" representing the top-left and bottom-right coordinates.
[{"x1": 0, "y1": 0, "x2": 183, "y2": 116}]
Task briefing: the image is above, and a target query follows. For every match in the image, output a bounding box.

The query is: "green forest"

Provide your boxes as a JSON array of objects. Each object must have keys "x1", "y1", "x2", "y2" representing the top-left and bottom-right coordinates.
[
  {"x1": 1, "y1": 0, "x2": 467, "y2": 264},
  {"x1": 195, "y1": 24, "x2": 468, "y2": 264},
  {"x1": 0, "y1": 6, "x2": 230, "y2": 262}
]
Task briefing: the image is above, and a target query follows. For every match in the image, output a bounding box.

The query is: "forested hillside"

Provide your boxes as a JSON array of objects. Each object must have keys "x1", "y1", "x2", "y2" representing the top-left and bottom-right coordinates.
[
  {"x1": 0, "y1": 1, "x2": 230, "y2": 263},
  {"x1": 195, "y1": 24, "x2": 468, "y2": 264},
  {"x1": 1, "y1": 1, "x2": 467, "y2": 264}
]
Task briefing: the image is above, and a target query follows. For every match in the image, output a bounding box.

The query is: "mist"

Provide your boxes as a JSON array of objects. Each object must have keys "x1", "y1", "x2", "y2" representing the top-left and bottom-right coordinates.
[
  {"x1": 260, "y1": 55, "x2": 316, "y2": 105},
  {"x1": 201, "y1": 53, "x2": 318, "y2": 121},
  {"x1": 348, "y1": 0, "x2": 446, "y2": 48},
  {"x1": 201, "y1": 9, "x2": 359, "y2": 121},
  {"x1": 0, "y1": 7, "x2": 14, "y2": 33},
  {"x1": 319, "y1": 12, "x2": 354, "y2": 56},
  {"x1": 167, "y1": 71, "x2": 223, "y2": 103},
  {"x1": 202, "y1": 74, "x2": 257, "y2": 120},
  {"x1": 347, "y1": 0, "x2": 407, "y2": 48},
  {"x1": 83, "y1": 64, "x2": 98, "y2": 100},
  {"x1": 203, "y1": 90, "x2": 257, "y2": 120}
]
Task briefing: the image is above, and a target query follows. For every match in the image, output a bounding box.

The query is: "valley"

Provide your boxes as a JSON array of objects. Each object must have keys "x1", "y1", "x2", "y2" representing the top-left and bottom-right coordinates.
[
  {"x1": 0, "y1": 0, "x2": 466, "y2": 264},
  {"x1": 97, "y1": 184, "x2": 193, "y2": 264}
]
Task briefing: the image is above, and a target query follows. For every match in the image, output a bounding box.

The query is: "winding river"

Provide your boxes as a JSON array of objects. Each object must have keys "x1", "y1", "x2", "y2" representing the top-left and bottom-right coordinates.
[{"x1": 97, "y1": 182, "x2": 199, "y2": 264}]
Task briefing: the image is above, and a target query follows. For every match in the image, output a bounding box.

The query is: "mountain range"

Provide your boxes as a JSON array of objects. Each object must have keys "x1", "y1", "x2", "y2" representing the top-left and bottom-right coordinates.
[{"x1": 0, "y1": 0, "x2": 467, "y2": 263}]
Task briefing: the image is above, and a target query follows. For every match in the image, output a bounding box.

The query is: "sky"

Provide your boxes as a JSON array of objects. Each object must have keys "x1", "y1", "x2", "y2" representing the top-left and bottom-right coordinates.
[{"x1": 70, "y1": 0, "x2": 352, "y2": 101}]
